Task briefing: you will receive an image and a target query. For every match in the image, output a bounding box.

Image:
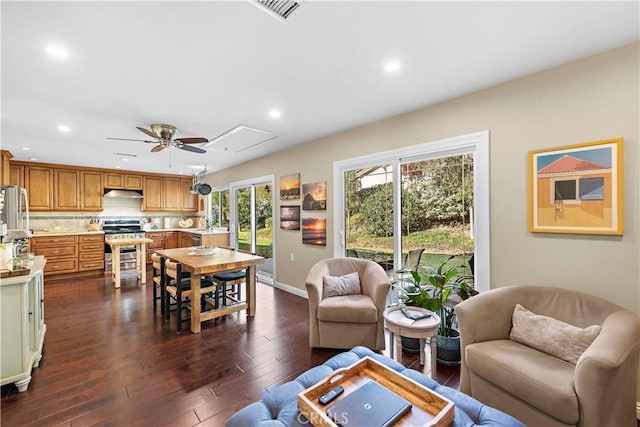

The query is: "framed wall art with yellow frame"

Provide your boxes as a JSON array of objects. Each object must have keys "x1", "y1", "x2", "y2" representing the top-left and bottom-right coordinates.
[{"x1": 529, "y1": 137, "x2": 623, "y2": 235}]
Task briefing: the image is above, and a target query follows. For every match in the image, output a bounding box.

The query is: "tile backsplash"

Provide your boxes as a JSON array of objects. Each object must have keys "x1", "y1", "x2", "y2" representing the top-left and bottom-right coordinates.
[{"x1": 29, "y1": 198, "x2": 198, "y2": 231}]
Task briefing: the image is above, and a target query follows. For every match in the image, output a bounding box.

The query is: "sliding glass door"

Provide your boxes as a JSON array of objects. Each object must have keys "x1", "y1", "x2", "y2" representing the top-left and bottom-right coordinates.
[
  {"x1": 229, "y1": 176, "x2": 275, "y2": 284},
  {"x1": 344, "y1": 165, "x2": 395, "y2": 272},
  {"x1": 335, "y1": 132, "x2": 489, "y2": 291},
  {"x1": 399, "y1": 154, "x2": 474, "y2": 276}
]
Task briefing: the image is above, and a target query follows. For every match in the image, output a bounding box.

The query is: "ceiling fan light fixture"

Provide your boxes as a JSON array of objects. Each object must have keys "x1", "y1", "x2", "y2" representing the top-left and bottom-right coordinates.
[{"x1": 252, "y1": 0, "x2": 302, "y2": 23}]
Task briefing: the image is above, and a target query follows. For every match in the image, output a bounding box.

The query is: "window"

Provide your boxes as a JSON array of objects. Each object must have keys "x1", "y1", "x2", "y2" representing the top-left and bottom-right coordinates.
[
  {"x1": 555, "y1": 180, "x2": 576, "y2": 201},
  {"x1": 579, "y1": 177, "x2": 604, "y2": 200}
]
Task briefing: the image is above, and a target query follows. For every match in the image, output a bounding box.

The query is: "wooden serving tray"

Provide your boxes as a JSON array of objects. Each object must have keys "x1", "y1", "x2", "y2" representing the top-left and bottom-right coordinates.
[
  {"x1": 0, "y1": 268, "x2": 30, "y2": 278},
  {"x1": 297, "y1": 356, "x2": 454, "y2": 427}
]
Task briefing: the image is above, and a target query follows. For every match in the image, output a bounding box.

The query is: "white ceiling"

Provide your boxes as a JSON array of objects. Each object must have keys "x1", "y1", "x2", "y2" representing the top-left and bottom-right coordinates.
[{"x1": 2, "y1": 1, "x2": 638, "y2": 176}]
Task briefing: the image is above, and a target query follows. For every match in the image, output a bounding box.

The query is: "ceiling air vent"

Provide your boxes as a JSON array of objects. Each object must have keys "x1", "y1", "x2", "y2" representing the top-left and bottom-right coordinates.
[
  {"x1": 205, "y1": 125, "x2": 277, "y2": 153},
  {"x1": 253, "y1": 0, "x2": 302, "y2": 22}
]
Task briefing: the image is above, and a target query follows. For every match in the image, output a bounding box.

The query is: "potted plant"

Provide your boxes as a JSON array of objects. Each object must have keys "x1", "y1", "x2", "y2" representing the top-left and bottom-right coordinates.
[{"x1": 392, "y1": 255, "x2": 477, "y2": 365}]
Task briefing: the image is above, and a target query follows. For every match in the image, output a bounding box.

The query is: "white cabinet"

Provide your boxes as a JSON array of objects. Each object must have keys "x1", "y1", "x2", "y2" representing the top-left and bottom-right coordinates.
[{"x1": 0, "y1": 257, "x2": 47, "y2": 392}]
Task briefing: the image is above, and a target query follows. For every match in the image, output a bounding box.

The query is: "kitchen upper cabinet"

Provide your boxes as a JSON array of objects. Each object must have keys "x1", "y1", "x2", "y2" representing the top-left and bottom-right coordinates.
[
  {"x1": 104, "y1": 173, "x2": 143, "y2": 190},
  {"x1": 80, "y1": 171, "x2": 103, "y2": 211},
  {"x1": 0, "y1": 150, "x2": 12, "y2": 185},
  {"x1": 25, "y1": 166, "x2": 54, "y2": 211},
  {"x1": 163, "y1": 178, "x2": 181, "y2": 212},
  {"x1": 9, "y1": 164, "x2": 24, "y2": 187},
  {"x1": 54, "y1": 169, "x2": 80, "y2": 210},
  {"x1": 142, "y1": 176, "x2": 162, "y2": 211},
  {"x1": 181, "y1": 178, "x2": 197, "y2": 212},
  {"x1": 124, "y1": 175, "x2": 143, "y2": 190}
]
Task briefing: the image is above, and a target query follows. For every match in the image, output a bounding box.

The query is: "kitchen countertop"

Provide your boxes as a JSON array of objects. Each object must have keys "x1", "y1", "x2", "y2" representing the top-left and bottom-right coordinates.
[
  {"x1": 31, "y1": 229, "x2": 229, "y2": 237},
  {"x1": 145, "y1": 228, "x2": 229, "y2": 235},
  {"x1": 31, "y1": 230, "x2": 105, "y2": 237}
]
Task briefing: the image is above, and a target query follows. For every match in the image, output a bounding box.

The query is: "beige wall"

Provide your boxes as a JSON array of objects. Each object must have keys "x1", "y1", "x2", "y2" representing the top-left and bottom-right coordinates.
[
  {"x1": 210, "y1": 42, "x2": 640, "y2": 396},
  {"x1": 211, "y1": 41, "x2": 638, "y2": 310}
]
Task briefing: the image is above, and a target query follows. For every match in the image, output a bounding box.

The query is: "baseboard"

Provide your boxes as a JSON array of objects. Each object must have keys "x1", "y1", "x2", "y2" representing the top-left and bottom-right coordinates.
[
  {"x1": 636, "y1": 401, "x2": 640, "y2": 420},
  {"x1": 273, "y1": 280, "x2": 308, "y2": 299}
]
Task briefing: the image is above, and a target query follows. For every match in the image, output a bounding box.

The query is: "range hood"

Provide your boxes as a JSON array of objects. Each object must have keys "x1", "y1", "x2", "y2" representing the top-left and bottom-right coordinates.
[{"x1": 104, "y1": 189, "x2": 143, "y2": 199}]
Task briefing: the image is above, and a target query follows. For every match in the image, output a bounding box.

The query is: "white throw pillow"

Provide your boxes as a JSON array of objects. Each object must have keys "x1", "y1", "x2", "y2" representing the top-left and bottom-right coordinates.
[
  {"x1": 509, "y1": 303, "x2": 602, "y2": 365},
  {"x1": 323, "y1": 272, "x2": 361, "y2": 298}
]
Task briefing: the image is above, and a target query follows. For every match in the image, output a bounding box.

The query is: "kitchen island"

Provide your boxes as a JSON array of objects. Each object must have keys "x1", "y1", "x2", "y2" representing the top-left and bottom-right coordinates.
[{"x1": 105, "y1": 237, "x2": 153, "y2": 288}]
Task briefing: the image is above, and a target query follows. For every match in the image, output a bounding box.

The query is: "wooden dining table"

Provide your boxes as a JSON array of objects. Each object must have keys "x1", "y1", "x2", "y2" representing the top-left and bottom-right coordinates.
[{"x1": 155, "y1": 247, "x2": 265, "y2": 334}]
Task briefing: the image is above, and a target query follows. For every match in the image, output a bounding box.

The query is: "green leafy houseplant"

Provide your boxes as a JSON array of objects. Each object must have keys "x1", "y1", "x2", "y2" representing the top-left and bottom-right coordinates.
[{"x1": 393, "y1": 256, "x2": 477, "y2": 337}]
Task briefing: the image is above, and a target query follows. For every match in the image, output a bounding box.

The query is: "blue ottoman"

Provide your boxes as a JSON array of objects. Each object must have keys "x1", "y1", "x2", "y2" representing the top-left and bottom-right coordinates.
[{"x1": 225, "y1": 346, "x2": 523, "y2": 427}]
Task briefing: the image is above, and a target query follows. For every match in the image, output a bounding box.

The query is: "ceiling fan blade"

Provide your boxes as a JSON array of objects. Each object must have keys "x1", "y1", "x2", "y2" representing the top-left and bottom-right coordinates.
[
  {"x1": 137, "y1": 126, "x2": 158, "y2": 139},
  {"x1": 178, "y1": 144, "x2": 206, "y2": 154},
  {"x1": 174, "y1": 137, "x2": 208, "y2": 144},
  {"x1": 151, "y1": 144, "x2": 166, "y2": 152},
  {"x1": 106, "y1": 137, "x2": 154, "y2": 143}
]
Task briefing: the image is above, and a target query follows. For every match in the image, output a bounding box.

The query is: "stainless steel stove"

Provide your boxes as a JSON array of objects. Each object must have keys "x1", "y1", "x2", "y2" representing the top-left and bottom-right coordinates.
[{"x1": 103, "y1": 219, "x2": 145, "y2": 272}]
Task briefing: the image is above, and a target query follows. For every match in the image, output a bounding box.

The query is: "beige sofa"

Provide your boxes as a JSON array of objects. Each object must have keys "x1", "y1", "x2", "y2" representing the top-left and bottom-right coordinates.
[
  {"x1": 306, "y1": 258, "x2": 389, "y2": 350},
  {"x1": 455, "y1": 285, "x2": 640, "y2": 427}
]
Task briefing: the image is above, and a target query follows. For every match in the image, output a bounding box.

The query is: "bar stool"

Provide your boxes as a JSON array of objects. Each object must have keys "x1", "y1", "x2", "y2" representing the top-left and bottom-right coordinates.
[{"x1": 164, "y1": 260, "x2": 215, "y2": 334}]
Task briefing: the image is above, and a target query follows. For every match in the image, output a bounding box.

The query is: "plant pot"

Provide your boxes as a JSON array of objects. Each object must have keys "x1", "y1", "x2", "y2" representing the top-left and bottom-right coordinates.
[
  {"x1": 401, "y1": 336, "x2": 421, "y2": 353},
  {"x1": 436, "y1": 329, "x2": 461, "y2": 366}
]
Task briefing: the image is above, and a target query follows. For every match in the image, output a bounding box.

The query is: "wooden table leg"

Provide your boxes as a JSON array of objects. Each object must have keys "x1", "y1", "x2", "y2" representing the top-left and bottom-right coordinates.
[
  {"x1": 190, "y1": 273, "x2": 201, "y2": 333},
  {"x1": 246, "y1": 266, "x2": 256, "y2": 317},
  {"x1": 139, "y1": 243, "x2": 146, "y2": 284},
  {"x1": 113, "y1": 247, "x2": 121, "y2": 289}
]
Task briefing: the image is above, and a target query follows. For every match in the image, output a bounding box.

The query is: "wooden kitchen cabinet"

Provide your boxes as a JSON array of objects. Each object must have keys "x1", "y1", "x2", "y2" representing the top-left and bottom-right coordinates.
[
  {"x1": 9, "y1": 164, "x2": 23, "y2": 187},
  {"x1": 142, "y1": 177, "x2": 163, "y2": 211},
  {"x1": 178, "y1": 231, "x2": 196, "y2": 248},
  {"x1": 162, "y1": 178, "x2": 181, "y2": 212},
  {"x1": 1, "y1": 150, "x2": 13, "y2": 185},
  {"x1": 181, "y1": 178, "x2": 197, "y2": 212},
  {"x1": 25, "y1": 166, "x2": 54, "y2": 211},
  {"x1": 145, "y1": 231, "x2": 165, "y2": 263},
  {"x1": 104, "y1": 173, "x2": 143, "y2": 190},
  {"x1": 78, "y1": 234, "x2": 104, "y2": 271},
  {"x1": 54, "y1": 169, "x2": 80, "y2": 210},
  {"x1": 31, "y1": 236, "x2": 78, "y2": 275},
  {"x1": 164, "y1": 231, "x2": 177, "y2": 249},
  {"x1": 80, "y1": 171, "x2": 103, "y2": 211}
]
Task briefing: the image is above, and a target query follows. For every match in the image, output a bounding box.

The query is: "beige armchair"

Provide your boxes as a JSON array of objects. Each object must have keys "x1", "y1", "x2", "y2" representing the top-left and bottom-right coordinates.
[
  {"x1": 455, "y1": 285, "x2": 640, "y2": 427},
  {"x1": 306, "y1": 258, "x2": 390, "y2": 350}
]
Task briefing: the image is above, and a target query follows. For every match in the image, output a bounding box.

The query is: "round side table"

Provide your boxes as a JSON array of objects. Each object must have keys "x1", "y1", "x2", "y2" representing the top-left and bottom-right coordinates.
[{"x1": 383, "y1": 305, "x2": 440, "y2": 379}]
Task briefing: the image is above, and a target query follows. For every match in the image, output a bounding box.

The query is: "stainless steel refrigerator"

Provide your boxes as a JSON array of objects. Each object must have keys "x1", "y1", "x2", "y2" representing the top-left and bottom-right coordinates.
[{"x1": 0, "y1": 185, "x2": 31, "y2": 241}]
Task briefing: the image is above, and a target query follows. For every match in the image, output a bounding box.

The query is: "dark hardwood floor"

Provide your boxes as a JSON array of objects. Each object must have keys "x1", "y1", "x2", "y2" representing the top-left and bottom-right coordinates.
[{"x1": 1, "y1": 270, "x2": 460, "y2": 426}]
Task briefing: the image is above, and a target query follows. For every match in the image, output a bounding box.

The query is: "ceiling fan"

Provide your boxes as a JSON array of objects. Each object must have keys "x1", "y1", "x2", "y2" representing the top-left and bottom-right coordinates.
[{"x1": 107, "y1": 124, "x2": 208, "y2": 154}]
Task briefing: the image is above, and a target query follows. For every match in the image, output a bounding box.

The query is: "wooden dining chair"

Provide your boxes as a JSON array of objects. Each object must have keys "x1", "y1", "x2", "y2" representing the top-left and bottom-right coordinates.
[
  {"x1": 151, "y1": 253, "x2": 165, "y2": 313},
  {"x1": 210, "y1": 247, "x2": 253, "y2": 307},
  {"x1": 164, "y1": 259, "x2": 214, "y2": 334}
]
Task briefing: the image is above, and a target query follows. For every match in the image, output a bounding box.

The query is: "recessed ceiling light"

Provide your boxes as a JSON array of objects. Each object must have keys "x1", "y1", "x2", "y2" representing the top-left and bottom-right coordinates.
[
  {"x1": 58, "y1": 125, "x2": 71, "y2": 133},
  {"x1": 29, "y1": 157, "x2": 37, "y2": 161},
  {"x1": 384, "y1": 61, "x2": 401, "y2": 73},
  {"x1": 122, "y1": 158, "x2": 129, "y2": 162},
  {"x1": 21, "y1": 147, "x2": 31, "y2": 151},
  {"x1": 115, "y1": 165, "x2": 121, "y2": 169},
  {"x1": 46, "y1": 45, "x2": 69, "y2": 59},
  {"x1": 269, "y1": 109, "x2": 282, "y2": 119}
]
